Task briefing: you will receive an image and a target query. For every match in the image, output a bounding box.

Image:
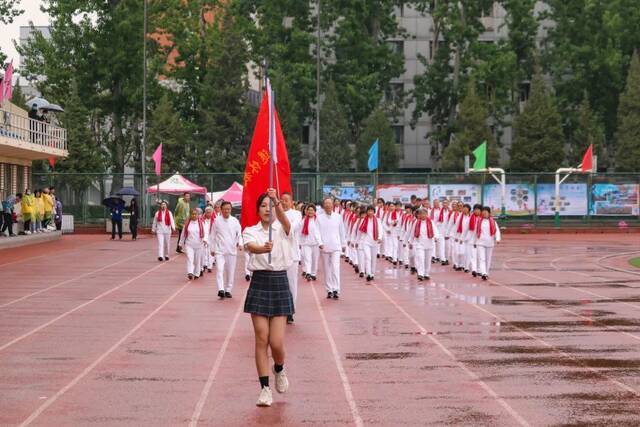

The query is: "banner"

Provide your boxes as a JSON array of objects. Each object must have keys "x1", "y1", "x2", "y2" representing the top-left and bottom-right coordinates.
[
  {"x1": 536, "y1": 183, "x2": 588, "y2": 216},
  {"x1": 376, "y1": 184, "x2": 429, "y2": 204},
  {"x1": 430, "y1": 184, "x2": 481, "y2": 205},
  {"x1": 484, "y1": 183, "x2": 535, "y2": 216},
  {"x1": 323, "y1": 185, "x2": 374, "y2": 205},
  {"x1": 590, "y1": 183, "x2": 639, "y2": 216}
]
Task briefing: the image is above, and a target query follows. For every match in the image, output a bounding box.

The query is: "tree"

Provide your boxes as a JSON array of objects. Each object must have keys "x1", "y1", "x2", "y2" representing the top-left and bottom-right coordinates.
[
  {"x1": 567, "y1": 96, "x2": 606, "y2": 168},
  {"x1": 319, "y1": 81, "x2": 352, "y2": 171},
  {"x1": 442, "y1": 79, "x2": 499, "y2": 171},
  {"x1": 271, "y1": 74, "x2": 302, "y2": 171},
  {"x1": 510, "y1": 67, "x2": 565, "y2": 172},
  {"x1": 10, "y1": 83, "x2": 28, "y2": 111},
  {"x1": 357, "y1": 107, "x2": 398, "y2": 172},
  {"x1": 614, "y1": 51, "x2": 640, "y2": 172},
  {"x1": 146, "y1": 93, "x2": 186, "y2": 175}
]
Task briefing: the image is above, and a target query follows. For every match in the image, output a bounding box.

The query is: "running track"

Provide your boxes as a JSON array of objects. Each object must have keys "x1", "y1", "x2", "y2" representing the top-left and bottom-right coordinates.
[{"x1": 1, "y1": 234, "x2": 639, "y2": 426}]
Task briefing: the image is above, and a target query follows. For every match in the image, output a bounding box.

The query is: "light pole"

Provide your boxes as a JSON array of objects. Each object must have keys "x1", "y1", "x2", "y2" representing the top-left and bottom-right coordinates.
[
  {"x1": 141, "y1": 0, "x2": 148, "y2": 225},
  {"x1": 315, "y1": 0, "x2": 321, "y2": 199}
]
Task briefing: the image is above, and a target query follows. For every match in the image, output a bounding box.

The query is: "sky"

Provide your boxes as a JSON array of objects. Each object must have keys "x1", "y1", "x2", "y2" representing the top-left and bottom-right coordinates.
[{"x1": 0, "y1": 0, "x2": 50, "y2": 78}]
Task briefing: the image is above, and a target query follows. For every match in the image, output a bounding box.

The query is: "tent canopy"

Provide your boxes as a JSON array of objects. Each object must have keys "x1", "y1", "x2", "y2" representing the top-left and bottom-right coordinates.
[
  {"x1": 208, "y1": 182, "x2": 243, "y2": 206},
  {"x1": 146, "y1": 174, "x2": 207, "y2": 195}
]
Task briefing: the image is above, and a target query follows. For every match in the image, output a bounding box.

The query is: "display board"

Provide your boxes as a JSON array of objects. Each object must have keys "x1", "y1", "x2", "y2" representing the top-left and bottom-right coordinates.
[
  {"x1": 536, "y1": 183, "x2": 588, "y2": 216},
  {"x1": 484, "y1": 183, "x2": 535, "y2": 216},
  {"x1": 590, "y1": 183, "x2": 639, "y2": 216},
  {"x1": 376, "y1": 184, "x2": 429, "y2": 204},
  {"x1": 430, "y1": 184, "x2": 481, "y2": 205},
  {"x1": 323, "y1": 185, "x2": 374, "y2": 204}
]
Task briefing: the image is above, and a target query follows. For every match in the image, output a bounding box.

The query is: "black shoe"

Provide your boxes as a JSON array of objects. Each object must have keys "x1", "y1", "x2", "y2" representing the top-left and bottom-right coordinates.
[
  {"x1": 158, "y1": 257, "x2": 163, "y2": 262},
  {"x1": 225, "y1": 291, "x2": 232, "y2": 298},
  {"x1": 417, "y1": 276, "x2": 423, "y2": 281},
  {"x1": 311, "y1": 275, "x2": 317, "y2": 281},
  {"x1": 482, "y1": 275, "x2": 488, "y2": 281},
  {"x1": 332, "y1": 291, "x2": 339, "y2": 299},
  {"x1": 376, "y1": 254, "x2": 380, "y2": 259},
  {"x1": 359, "y1": 272, "x2": 364, "y2": 278},
  {"x1": 176, "y1": 249, "x2": 183, "y2": 254},
  {"x1": 164, "y1": 256, "x2": 169, "y2": 261},
  {"x1": 472, "y1": 271, "x2": 477, "y2": 277},
  {"x1": 354, "y1": 266, "x2": 360, "y2": 274},
  {"x1": 441, "y1": 260, "x2": 447, "y2": 266},
  {"x1": 306, "y1": 274, "x2": 312, "y2": 281},
  {"x1": 218, "y1": 290, "x2": 225, "y2": 298},
  {"x1": 424, "y1": 275, "x2": 430, "y2": 280},
  {"x1": 327, "y1": 292, "x2": 333, "y2": 299},
  {"x1": 302, "y1": 271, "x2": 307, "y2": 277},
  {"x1": 366, "y1": 275, "x2": 373, "y2": 282},
  {"x1": 245, "y1": 274, "x2": 251, "y2": 282},
  {"x1": 188, "y1": 274, "x2": 194, "y2": 280},
  {"x1": 464, "y1": 269, "x2": 469, "y2": 273},
  {"x1": 287, "y1": 315, "x2": 294, "y2": 324},
  {"x1": 405, "y1": 264, "x2": 409, "y2": 269},
  {"x1": 194, "y1": 274, "x2": 199, "y2": 280},
  {"x1": 208, "y1": 268, "x2": 212, "y2": 273}
]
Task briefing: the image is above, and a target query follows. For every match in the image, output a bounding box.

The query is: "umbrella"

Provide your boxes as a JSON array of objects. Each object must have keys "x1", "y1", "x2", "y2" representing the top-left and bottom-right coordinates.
[
  {"x1": 27, "y1": 97, "x2": 51, "y2": 110},
  {"x1": 115, "y1": 187, "x2": 140, "y2": 197},
  {"x1": 102, "y1": 196, "x2": 125, "y2": 209},
  {"x1": 45, "y1": 103, "x2": 64, "y2": 113}
]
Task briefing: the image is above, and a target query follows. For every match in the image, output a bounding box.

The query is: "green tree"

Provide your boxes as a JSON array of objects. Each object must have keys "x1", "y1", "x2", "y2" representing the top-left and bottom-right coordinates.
[
  {"x1": 442, "y1": 80, "x2": 499, "y2": 171},
  {"x1": 10, "y1": 83, "x2": 28, "y2": 111},
  {"x1": 272, "y1": 74, "x2": 302, "y2": 171},
  {"x1": 614, "y1": 51, "x2": 640, "y2": 172},
  {"x1": 357, "y1": 107, "x2": 397, "y2": 172},
  {"x1": 146, "y1": 93, "x2": 186, "y2": 176},
  {"x1": 567, "y1": 96, "x2": 605, "y2": 168},
  {"x1": 510, "y1": 67, "x2": 565, "y2": 172},
  {"x1": 319, "y1": 81, "x2": 352, "y2": 171}
]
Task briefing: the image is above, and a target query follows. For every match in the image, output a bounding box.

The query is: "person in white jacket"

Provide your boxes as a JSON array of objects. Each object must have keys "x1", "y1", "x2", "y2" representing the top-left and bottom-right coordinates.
[
  {"x1": 432, "y1": 199, "x2": 450, "y2": 265},
  {"x1": 212, "y1": 201, "x2": 242, "y2": 298},
  {"x1": 282, "y1": 192, "x2": 302, "y2": 323},
  {"x1": 299, "y1": 204, "x2": 323, "y2": 282},
  {"x1": 383, "y1": 202, "x2": 402, "y2": 265},
  {"x1": 357, "y1": 205, "x2": 383, "y2": 282},
  {"x1": 473, "y1": 206, "x2": 501, "y2": 280},
  {"x1": 202, "y1": 207, "x2": 216, "y2": 273},
  {"x1": 453, "y1": 204, "x2": 472, "y2": 272},
  {"x1": 317, "y1": 198, "x2": 346, "y2": 299},
  {"x1": 445, "y1": 201, "x2": 461, "y2": 269},
  {"x1": 151, "y1": 201, "x2": 175, "y2": 261},
  {"x1": 178, "y1": 209, "x2": 209, "y2": 280},
  {"x1": 409, "y1": 207, "x2": 441, "y2": 281}
]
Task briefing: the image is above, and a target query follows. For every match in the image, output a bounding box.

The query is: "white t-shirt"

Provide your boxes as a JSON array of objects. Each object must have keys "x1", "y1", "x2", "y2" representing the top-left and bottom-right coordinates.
[
  {"x1": 284, "y1": 208, "x2": 302, "y2": 261},
  {"x1": 243, "y1": 221, "x2": 293, "y2": 271},
  {"x1": 213, "y1": 215, "x2": 242, "y2": 255}
]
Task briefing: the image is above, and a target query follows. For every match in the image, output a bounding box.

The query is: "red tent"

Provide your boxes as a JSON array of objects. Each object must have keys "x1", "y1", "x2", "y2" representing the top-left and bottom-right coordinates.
[{"x1": 146, "y1": 173, "x2": 207, "y2": 195}]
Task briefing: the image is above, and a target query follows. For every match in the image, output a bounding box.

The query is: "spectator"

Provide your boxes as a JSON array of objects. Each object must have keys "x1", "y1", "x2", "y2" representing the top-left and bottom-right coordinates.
[
  {"x1": 54, "y1": 198, "x2": 63, "y2": 231},
  {"x1": 42, "y1": 187, "x2": 54, "y2": 230},
  {"x1": 21, "y1": 188, "x2": 34, "y2": 235},
  {"x1": 34, "y1": 189, "x2": 44, "y2": 233},
  {"x1": 110, "y1": 200, "x2": 124, "y2": 240},
  {"x1": 2, "y1": 193, "x2": 19, "y2": 237},
  {"x1": 128, "y1": 198, "x2": 139, "y2": 240},
  {"x1": 173, "y1": 192, "x2": 191, "y2": 253},
  {"x1": 13, "y1": 194, "x2": 22, "y2": 234}
]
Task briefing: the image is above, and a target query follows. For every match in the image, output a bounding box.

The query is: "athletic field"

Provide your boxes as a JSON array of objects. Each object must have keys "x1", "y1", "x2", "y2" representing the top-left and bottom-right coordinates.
[{"x1": 1, "y1": 234, "x2": 639, "y2": 426}]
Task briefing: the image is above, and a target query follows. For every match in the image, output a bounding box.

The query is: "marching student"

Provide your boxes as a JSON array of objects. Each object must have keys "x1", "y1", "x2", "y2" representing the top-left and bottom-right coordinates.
[
  {"x1": 433, "y1": 199, "x2": 450, "y2": 265},
  {"x1": 403, "y1": 206, "x2": 418, "y2": 274},
  {"x1": 474, "y1": 206, "x2": 501, "y2": 280},
  {"x1": 375, "y1": 198, "x2": 385, "y2": 258},
  {"x1": 178, "y1": 208, "x2": 208, "y2": 280},
  {"x1": 354, "y1": 206, "x2": 367, "y2": 278},
  {"x1": 399, "y1": 204, "x2": 414, "y2": 269},
  {"x1": 282, "y1": 192, "x2": 302, "y2": 324},
  {"x1": 212, "y1": 201, "x2": 242, "y2": 298},
  {"x1": 468, "y1": 204, "x2": 483, "y2": 276},
  {"x1": 202, "y1": 206, "x2": 216, "y2": 272},
  {"x1": 409, "y1": 207, "x2": 441, "y2": 281},
  {"x1": 346, "y1": 207, "x2": 360, "y2": 272},
  {"x1": 383, "y1": 202, "x2": 401, "y2": 265},
  {"x1": 454, "y1": 204, "x2": 472, "y2": 272},
  {"x1": 151, "y1": 201, "x2": 175, "y2": 261},
  {"x1": 317, "y1": 197, "x2": 346, "y2": 299},
  {"x1": 445, "y1": 201, "x2": 461, "y2": 269},
  {"x1": 299, "y1": 204, "x2": 322, "y2": 282},
  {"x1": 357, "y1": 205, "x2": 383, "y2": 282},
  {"x1": 243, "y1": 189, "x2": 293, "y2": 408}
]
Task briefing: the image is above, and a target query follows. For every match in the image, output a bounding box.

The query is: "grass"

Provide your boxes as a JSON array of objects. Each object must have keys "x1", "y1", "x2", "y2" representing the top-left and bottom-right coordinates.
[{"x1": 629, "y1": 257, "x2": 640, "y2": 269}]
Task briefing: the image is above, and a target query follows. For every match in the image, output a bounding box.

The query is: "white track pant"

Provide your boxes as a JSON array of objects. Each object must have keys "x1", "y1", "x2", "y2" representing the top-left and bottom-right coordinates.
[
  {"x1": 358, "y1": 246, "x2": 366, "y2": 273},
  {"x1": 157, "y1": 233, "x2": 171, "y2": 258},
  {"x1": 202, "y1": 249, "x2": 213, "y2": 270},
  {"x1": 477, "y1": 246, "x2": 494, "y2": 276},
  {"x1": 388, "y1": 236, "x2": 399, "y2": 261},
  {"x1": 287, "y1": 262, "x2": 299, "y2": 304},
  {"x1": 301, "y1": 245, "x2": 320, "y2": 276},
  {"x1": 436, "y1": 233, "x2": 446, "y2": 261},
  {"x1": 466, "y1": 242, "x2": 477, "y2": 272},
  {"x1": 185, "y1": 245, "x2": 203, "y2": 276},
  {"x1": 321, "y1": 251, "x2": 341, "y2": 293},
  {"x1": 446, "y1": 238, "x2": 454, "y2": 264},
  {"x1": 215, "y1": 253, "x2": 237, "y2": 292},
  {"x1": 362, "y1": 244, "x2": 378, "y2": 277},
  {"x1": 414, "y1": 247, "x2": 434, "y2": 277},
  {"x1": 401, "y1": 242, "x2": 410, "y2": 265}
]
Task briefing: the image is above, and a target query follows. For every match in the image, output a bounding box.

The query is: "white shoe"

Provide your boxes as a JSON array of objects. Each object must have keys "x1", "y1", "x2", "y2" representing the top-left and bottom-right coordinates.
[
  {"x1": 273, "y1": 366, "x2": 289, "y2": 393},
  {"x1": 256, "y1": 387, "x2": 273, "y2": 407},
  {"x1": 24, "y1": 231, "x2": 31, "y2": 235}
]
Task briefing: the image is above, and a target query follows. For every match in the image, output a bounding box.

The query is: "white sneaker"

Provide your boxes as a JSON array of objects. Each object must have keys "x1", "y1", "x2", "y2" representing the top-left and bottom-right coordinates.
[
  {"x1": 273, "y1": 366, "x2": 289, "y2": 393},
  {"x1": 24, "y1": 231, "x2": 31, "y2": 235},
  {"x1": 256, "y1": 387, "x2": 273, "y2": 407}
]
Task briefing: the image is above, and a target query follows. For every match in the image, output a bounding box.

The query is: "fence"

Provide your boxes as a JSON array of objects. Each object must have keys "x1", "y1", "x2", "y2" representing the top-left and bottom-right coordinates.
[{"x1": 31, "y1": 172, "x2": 640, "y2": 227}]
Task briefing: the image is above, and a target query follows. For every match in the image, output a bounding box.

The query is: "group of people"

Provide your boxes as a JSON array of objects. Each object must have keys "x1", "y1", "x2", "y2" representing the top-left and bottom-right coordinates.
[
  {"x1": 1, "y1": 187, "x2": 62, "y2": 237},
  {"x1": 108, "y1": 198, "x2": 139, "y2": 240}
]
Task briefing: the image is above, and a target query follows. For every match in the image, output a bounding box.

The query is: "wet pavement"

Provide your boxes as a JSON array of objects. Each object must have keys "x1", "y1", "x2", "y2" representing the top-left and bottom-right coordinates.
[{"x1": 0, "y1": 234, "x2": 639, "y2": 426}]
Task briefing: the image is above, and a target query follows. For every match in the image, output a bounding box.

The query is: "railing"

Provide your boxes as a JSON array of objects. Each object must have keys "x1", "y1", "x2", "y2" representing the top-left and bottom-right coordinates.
[{"x1": 0, "y1": 108, "x2": 68, "y2": 151}]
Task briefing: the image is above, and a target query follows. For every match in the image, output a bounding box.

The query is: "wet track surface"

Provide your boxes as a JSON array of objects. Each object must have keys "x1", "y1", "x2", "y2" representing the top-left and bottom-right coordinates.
[{"x1": 0, "y1": 234, "x2": 639, "y2": 426}]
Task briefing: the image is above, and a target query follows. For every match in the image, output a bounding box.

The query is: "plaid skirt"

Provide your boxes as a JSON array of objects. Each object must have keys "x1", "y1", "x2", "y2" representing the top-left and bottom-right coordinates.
[{"x1": 244, "y1": 270, "x2": 294, "y2": 317}]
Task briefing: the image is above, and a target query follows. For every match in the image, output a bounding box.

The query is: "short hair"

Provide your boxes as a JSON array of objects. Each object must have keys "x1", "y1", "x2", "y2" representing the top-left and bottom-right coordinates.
[
  {"x1": 183, "y1": 192, "x2": 190, "y2": 196},
  {"x1": 473, "y1": 204, "x2": 482, "y2": 211},
  {"x1": 482, "y1": 206, "x2": 491, "y2": 214},
  {"x1": 220, "y1": 201, "x2": 232, "y2": 209},
  {"x1": 404, "y1": 204, "x2": 412, "y2": 209},
  {"x1": 358, "y1": 206, "x2": 367, "y2": 215},
  {"x1": 463, "y1": 204, "x2": 471, "y2": 210},
  {"x1": 366, "y1": 205, "x2": 375, "y2": 212},
  {"x1": 377, "y1": 198, "x2": 385, "y2": 204},
  {"x1": 282, "y1": 191, "x2": 293, "y2": 198},
  {"x1": 205, "y1": 206, "x2": 214, "y2": 212}
]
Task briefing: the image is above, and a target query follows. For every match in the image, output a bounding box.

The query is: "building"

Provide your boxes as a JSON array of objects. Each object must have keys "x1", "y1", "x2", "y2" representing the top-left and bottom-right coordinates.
[{"x1": 18, "y1": 25, "x2": 51, "y2": 98}]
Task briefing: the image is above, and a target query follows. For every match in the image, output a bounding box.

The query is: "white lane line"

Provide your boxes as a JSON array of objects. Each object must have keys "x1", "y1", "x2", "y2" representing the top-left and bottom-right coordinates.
[
  {"x1": 310, "y1": 282, "x2": 364, "y2": 427},
  {"x1": 0, "y1": 258, "x2": 176, "y2": 352},
  {"x1": 596, "y1": 251, "x2": 640, "y2": 277},
  {"x1": 0, "y1": 252, "x2": 147, "y2": 308},
  {"x1": 189, "y1": 290, "x2": 246, "y2": 427},
  {"x1": 371, "y1": 282, "x2": 531, "y2": 427},
  {"x1": 19, "y1": 280, "x2": 192, "y2": 426}
]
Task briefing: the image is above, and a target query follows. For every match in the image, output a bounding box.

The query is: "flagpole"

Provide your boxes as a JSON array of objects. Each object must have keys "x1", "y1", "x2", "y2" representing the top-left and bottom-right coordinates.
[{"x1": 265, "y1": 61, "x2": 274, "y2": 263}]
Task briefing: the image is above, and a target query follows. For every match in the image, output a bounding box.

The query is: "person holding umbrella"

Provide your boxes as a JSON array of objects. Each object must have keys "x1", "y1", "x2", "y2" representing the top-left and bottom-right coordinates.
[{"x1": 107, "y1": 197, "x2": 124, "y2": 240}]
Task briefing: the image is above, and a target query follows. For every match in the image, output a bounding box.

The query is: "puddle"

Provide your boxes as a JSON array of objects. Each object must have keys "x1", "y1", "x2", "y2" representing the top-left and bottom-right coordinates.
[
  {"x1": 119, "y1": 301, "x2": 143, "y2": 305},
  {"x1": 127, "y1": 349, "x2": 155, "y2": 355},
  {"x1": 345, "y1": 352, "x2": 418, "y2": 360},
  {"x1": 465, "y1": 356, "x2": 640, "y2": 369},
  {"x1": 98, "y1": 373, "x2": 179, "y2": 382}
]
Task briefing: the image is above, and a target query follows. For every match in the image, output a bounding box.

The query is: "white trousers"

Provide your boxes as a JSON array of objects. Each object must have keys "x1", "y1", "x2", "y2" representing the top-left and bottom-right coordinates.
[
  {"x1": 477, "y1": 246, "x2": 494, "y2": 276},
  {"x1": 357, "y1": 245, "x2": 366, "y2": 273},
  {"x1": 287, "y1": 262, "x2": 299, "y2": 304},
  {"x1": 202, "y1": 249, "x2": 213, "y2": 270},
  {"x1": 446, "y1": 237, "x2": 454, "y2": 264},
  {"x1": 157, "y1": 233, "x2": 171, "y2": 258},
  {"x1": 466, "y1": 242, "x2": 477, "y2": 272},
  {"x1": 362, "y1": 244, "x2": 378, "y2": 277},
  {"x1": 348, "y1": 244, "x2": 358, "y2": 265},
  {"x1": 414, "y1": 247, "x2": 434, "y2": 277},
  {"x1": 401, "y1": 241, "x2": 410, "y2": 265},
  {"x1": 436, "y1": 234, "x2": 446, "y2": 261},
  {"x1": 321, "y1": 251, "x2": 341, "y2": 293},
  {"x1": 388, "y1": 235, "x2": 399, "y2": 261},
  {"x1": 215, "y1": 253, "x2": 237, "y2": 292},
  {"x1": 185, "y1": 245, "x2": 203, "y2": 276},
  {"x1": 301, "y1": 245, "x2": 320, "y2": 276}
]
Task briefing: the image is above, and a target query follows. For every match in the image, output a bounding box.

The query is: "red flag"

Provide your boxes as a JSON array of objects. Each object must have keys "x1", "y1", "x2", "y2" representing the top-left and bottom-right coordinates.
[
  {"x1": 580, "y1": 144, "x2": 593, "y2": 172},
  {"x1": 48, "y1": 157, "x2": 55, "y2": 170},
  {"x1": 2, "y1": 60, "x2": 13, "y2": 101},
  {"x1": 152, "y1": 143, "x2": 162, "y2": 176},
  {"x1": 240, "y1": 90, "x2": 292, "y2": 229}
]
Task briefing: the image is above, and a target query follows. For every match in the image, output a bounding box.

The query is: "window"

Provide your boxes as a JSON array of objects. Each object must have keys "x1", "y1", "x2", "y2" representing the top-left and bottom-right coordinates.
[
  {"x1": 388, "y1": 40, "x2": 403, "y2": 56},
  {"x1": 429, "y1": 40, "x2": 446, "y2": 59},
  {"x1": 392, "y1": 126, "x2": 404, "y2": 145},
  {"x1": 519, "y1": 82, "x2": 531, "y2": 103},
  {"x1": 386, "y1": 83, "x2": 404, "y2": 103},
  {"x1": 481, "y1": 2, "x2": 494, "y2": 18},
  {"x1": 302, "y1": 125, "x2": 310, "y2": 145}
]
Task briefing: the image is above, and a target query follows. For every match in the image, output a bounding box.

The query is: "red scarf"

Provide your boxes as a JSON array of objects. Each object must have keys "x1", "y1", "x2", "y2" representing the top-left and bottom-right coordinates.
[
  {"x1": 389, "y1": 211, "x2": 397, "y2": 222},
  {"x1": 184, "y1": 218, "x2": 204, "y2": 239},
  {"x1": 476, "y1": 217, "x2": 497, "y2": 238},
  {"x1": 469, "y1": 214, "x2": 479, "y2": 231},
  {"x1": 157, "y1": 209, "x2": 170, "y2": 226},
  {"x1": 348, "y1": 213, "x2": 358, "y2": 232},
  {"x1": 359, "y1": 216, "x2": 378, "y2": 240},
  {"x1": 438, "y1": 207, "x2": 448, "y2": 223},
  {"x1": 456, "y1": 213, "x2": 467, "y2": 234},
  {"x1": 430, "y1": 208, "x2": 436, "y2": 220},
  {"x1": 301, "y1": 215, "x2": 313, "y2": 236},
  {"x1": 376, "y1": 207, "x2": 382, "y2": 218},
  {"x1": 414, "y1": 218, "x2": 434, "y2": 239}
]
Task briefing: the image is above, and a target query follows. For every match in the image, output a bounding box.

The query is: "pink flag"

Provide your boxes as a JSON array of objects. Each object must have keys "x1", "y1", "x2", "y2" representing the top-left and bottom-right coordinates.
[
  {"x1": 152, "y1": 143, "x2": 162, "y2": 176},
  {"x1": 3, "y1": 60, "x2": 13, "y2": 101}
]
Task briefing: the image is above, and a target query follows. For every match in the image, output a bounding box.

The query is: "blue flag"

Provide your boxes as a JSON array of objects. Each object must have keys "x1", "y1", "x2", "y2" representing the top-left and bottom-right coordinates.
[{"x1": 368, "y1": 139, "x2": 379, "y2": 171}]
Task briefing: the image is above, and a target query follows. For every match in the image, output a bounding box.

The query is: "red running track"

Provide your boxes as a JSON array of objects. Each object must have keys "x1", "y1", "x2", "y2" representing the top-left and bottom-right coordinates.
[{"x1": 1, "y1": 233, "x2": 639, "y2": 426}]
